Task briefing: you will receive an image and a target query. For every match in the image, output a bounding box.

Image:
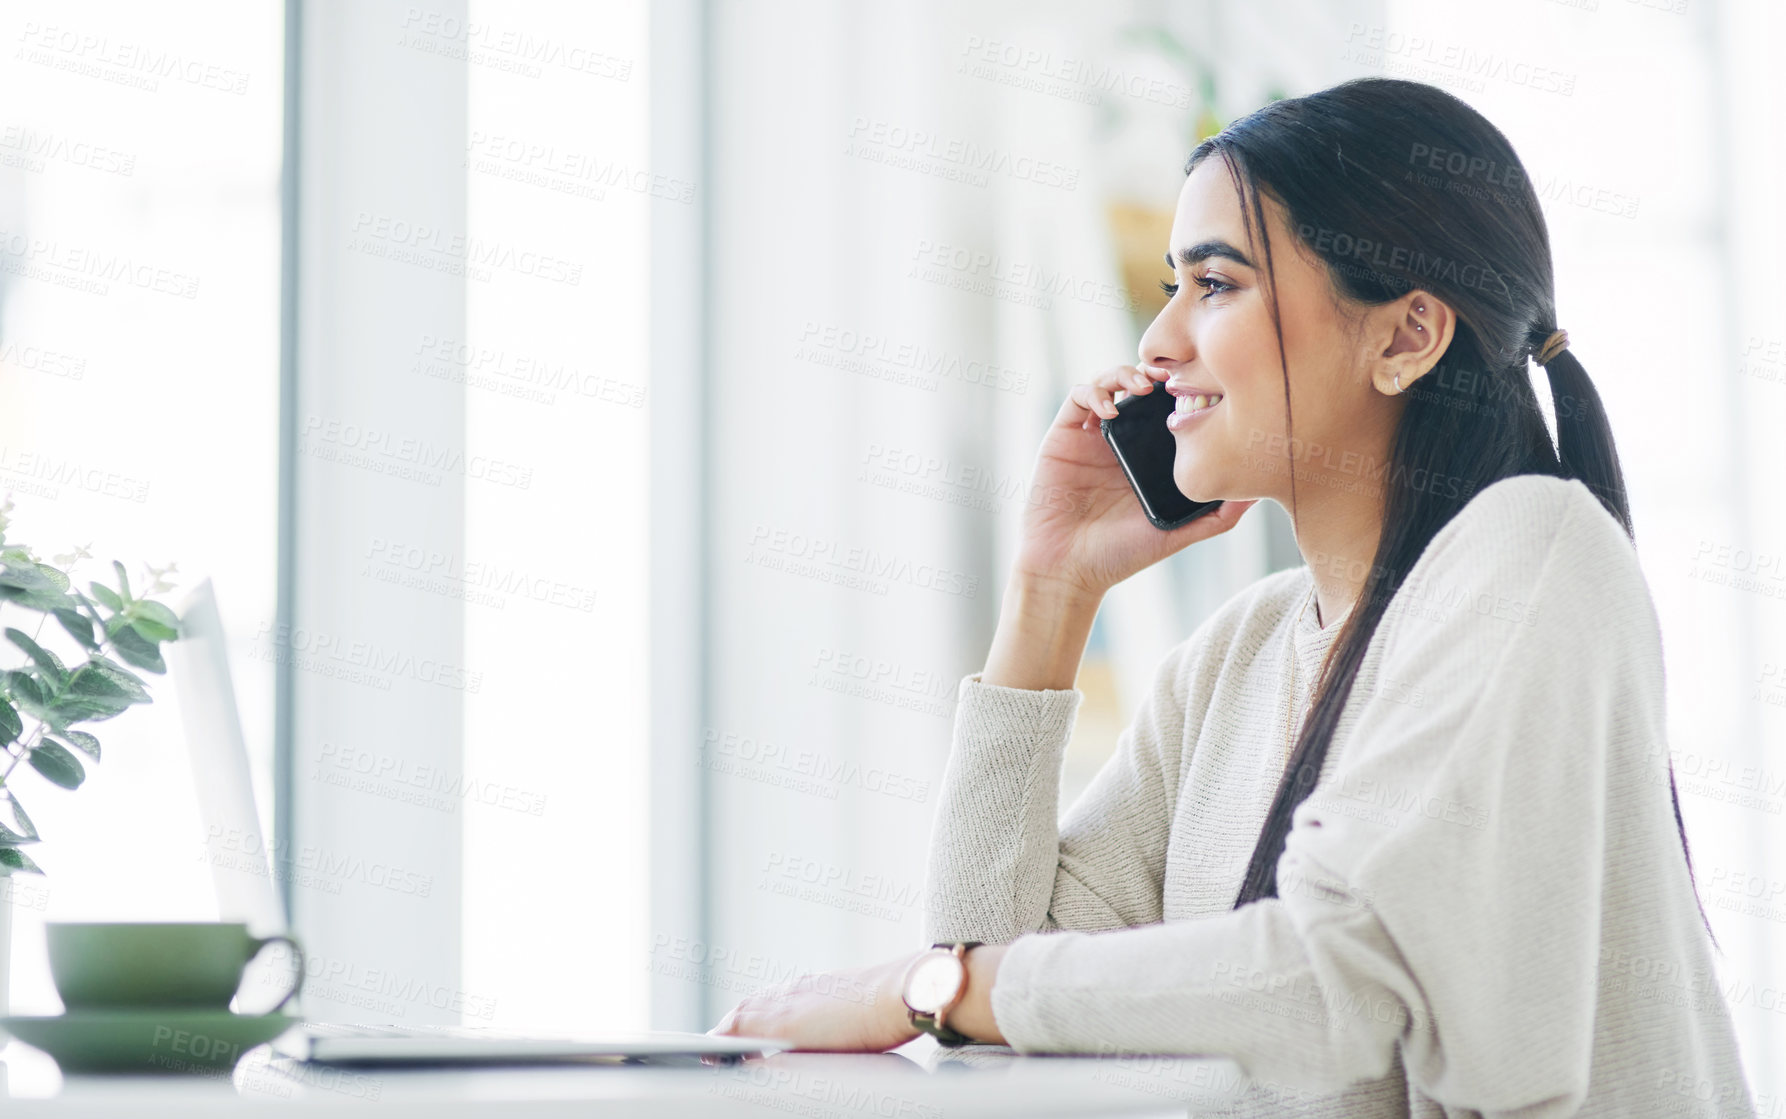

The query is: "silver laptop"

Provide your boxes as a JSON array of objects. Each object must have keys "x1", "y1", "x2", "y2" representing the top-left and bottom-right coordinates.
[{"x1": 168, "y1": 579, "x2": 785, "y2": 1065}]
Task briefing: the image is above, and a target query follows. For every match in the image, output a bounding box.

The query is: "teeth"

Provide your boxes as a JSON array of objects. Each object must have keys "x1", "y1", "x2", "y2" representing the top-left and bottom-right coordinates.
[{"x1": 1176, "y1": 392, "x2": 1223, "y2": 415}]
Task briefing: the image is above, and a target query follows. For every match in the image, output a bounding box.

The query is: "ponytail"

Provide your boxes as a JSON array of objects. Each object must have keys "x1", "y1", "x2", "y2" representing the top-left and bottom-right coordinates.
[{"x1": 1534, "y1": 331, "x2": 1632, "y2": 540}]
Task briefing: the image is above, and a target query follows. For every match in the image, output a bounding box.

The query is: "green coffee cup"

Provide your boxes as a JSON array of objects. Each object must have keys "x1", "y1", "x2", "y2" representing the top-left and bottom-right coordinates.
[{"x1": 46, "y1": 922, "x2": 304, "y2": 1012}]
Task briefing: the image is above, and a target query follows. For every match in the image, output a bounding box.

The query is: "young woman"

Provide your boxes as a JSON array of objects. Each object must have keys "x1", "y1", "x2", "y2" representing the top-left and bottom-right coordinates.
[{"x1": 714, "y1": 78, "x2": 1753, "y2": 1115}]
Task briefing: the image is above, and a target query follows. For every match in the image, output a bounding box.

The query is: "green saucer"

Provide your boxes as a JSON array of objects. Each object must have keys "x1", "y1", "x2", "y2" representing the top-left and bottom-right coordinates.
[{"x1": 1, "y1": 1009, "x2": 296, "y2": 1074}]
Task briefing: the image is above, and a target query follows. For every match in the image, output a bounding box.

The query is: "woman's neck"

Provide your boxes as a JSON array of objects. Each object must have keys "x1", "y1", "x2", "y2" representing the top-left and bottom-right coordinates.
[{"x1": 1292, "y1": 489, "x2": 1385, "y2": 630}]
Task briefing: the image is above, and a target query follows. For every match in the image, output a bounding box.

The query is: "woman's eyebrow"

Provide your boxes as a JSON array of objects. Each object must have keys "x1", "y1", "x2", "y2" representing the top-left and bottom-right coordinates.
[{"x1": 1167, "y1": 240, "x2": 1255, "y2": 270}]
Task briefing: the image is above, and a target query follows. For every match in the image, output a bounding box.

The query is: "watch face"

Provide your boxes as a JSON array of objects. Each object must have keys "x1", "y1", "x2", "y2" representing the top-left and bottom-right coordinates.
[{"x1": 903, "y1": 951, "x2": 965, "y2": 1014}]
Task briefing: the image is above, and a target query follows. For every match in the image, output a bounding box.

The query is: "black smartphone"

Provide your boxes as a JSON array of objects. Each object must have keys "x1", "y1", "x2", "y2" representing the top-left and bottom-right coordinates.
[{"x1": 1099, "y1": 384, "x2": 1224, "y2": 530}]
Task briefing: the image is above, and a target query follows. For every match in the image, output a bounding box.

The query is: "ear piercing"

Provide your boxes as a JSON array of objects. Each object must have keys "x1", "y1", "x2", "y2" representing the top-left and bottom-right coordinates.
[{"x1": 1397, "y1": 302, "x2": 1427, "y2": 392}]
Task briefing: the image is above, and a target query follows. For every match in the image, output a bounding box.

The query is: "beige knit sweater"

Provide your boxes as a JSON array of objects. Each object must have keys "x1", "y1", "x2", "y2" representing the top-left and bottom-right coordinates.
[{"x1": 924, "y1": 474, "x2": 1753, "y2": 1117}]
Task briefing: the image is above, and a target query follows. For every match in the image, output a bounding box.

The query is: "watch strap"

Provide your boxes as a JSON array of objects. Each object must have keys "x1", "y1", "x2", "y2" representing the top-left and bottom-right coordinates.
[
  {"x1": 909, "y1": 1008, "x2": 976, "y2": 1047},
  {"x1": 907, "y1": 941, "x2": 982, "y2": 1048}
]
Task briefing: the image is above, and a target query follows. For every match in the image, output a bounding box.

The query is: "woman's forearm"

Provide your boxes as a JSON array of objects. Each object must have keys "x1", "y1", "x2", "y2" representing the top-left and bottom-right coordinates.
[
  {"x1": 949, "y1": 944, "x2": 1008, "y2": 1044},
  {"x1": 980, "y1": 575, "x2": 1104, "y2": 691},
  {"x1": 871, "y1": 945, "x2": 1009, "y2": 1047}
]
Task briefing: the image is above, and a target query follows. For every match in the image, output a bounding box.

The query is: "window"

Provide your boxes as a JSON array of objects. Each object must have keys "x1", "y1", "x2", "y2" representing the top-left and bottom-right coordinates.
[{"x1": 0, "y1": 0, "x2": 283, "y2": 1012}]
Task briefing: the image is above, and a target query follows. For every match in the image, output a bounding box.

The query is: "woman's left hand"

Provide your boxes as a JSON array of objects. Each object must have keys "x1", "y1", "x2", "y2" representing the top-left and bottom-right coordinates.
[{"x1": 709, "y1": 952, "x2": 921, "y2": 1052}]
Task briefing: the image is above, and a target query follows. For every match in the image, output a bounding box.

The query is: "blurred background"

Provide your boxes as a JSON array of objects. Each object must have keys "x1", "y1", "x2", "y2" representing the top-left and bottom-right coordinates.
[{"x1": 1, "y1": 0, "x2": 1781, "y2": 1101}]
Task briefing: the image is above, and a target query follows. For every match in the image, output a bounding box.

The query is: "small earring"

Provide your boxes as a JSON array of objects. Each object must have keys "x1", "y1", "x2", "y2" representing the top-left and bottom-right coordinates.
[
  {"x1": 1416, "y1": 324, "x2": 1425, "y2": 331},
  {"x1": 1393, "y1": 372, "x2": 1403, "y2": 393}
]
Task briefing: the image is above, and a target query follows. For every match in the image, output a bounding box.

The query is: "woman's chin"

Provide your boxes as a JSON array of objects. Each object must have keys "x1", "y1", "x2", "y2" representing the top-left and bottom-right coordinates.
[
  {"x1": 1173, "y1": 445, "x2": 1259, "y2": 505},
  {"x1": 1171, "y1": 467, "x2": 1222, "y2": 505}
]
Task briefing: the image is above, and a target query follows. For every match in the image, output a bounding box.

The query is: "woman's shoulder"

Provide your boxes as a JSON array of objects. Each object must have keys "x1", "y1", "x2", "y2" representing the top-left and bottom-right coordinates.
[
  {"x1": 1407, "y1": 472, "x2": 1643, "y2": 601},
  {"x1": 1388, "y1": 473, "x2": 1662, "y2": 667},
  {"x1": 1437, "y1": 471, "x2": 1604, "y2": 547}
]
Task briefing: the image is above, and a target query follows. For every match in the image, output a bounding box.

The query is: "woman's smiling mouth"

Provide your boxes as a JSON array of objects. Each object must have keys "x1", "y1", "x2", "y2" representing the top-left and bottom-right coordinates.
[{"x1": 1165, "y1": 382, "x2": 1224, "y2": 431}]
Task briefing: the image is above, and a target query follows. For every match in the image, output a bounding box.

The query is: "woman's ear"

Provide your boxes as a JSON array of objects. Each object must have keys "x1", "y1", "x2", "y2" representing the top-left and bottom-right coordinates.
[{"x1": 1373, "y1": 291, "x2": 1456, "y2": 396}]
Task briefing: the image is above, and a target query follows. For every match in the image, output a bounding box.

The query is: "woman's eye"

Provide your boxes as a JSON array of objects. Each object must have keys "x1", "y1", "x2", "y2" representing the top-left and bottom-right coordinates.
[{"x1": 1160, "y1": 274, "x2": 1234, "y2": 301}]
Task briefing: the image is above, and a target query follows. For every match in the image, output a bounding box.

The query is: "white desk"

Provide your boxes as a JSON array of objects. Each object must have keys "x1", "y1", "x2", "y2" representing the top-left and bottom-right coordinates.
[{"x1": 2, "y1": 1039, "x2": 1249, "y2": 1117}]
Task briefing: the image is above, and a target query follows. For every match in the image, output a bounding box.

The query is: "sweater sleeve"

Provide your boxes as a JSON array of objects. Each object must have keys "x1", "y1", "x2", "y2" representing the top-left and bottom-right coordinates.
[
  {"x1": 922, "y1": 640, "x2": 1193, "y2": 945},
  {"x1": 988, "y1": 482, "x2": 1636, "y2": 1117}
]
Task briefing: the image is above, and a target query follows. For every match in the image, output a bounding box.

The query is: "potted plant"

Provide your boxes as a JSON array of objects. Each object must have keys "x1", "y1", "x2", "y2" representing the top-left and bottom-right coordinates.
[{"x1": 0, "y1": 496, "x2": 182, "y2": 1018}]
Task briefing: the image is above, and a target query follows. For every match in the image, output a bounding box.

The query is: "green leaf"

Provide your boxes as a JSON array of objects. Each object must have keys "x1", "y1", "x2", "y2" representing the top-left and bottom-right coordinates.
[
  {"x1": 0, "y1": 846, "x2": 44, "y2": 874},
  {"x1": 4, "y1": 791, "x2": 38, "y2": 836},
  {"x1": 53, "y1": 660, "x2": 146, "y2": 724},
  {"x1": 106, "y1": 622, "x2": 165, "y2": 674},
  {"x1": 45, "y1": 694, "x2": 132, "y2": 724},
  {"x1": 112, "y1": 560, "x2": 131, "y2": 602},
  {"x1": 89, "y1": 582, "x2": 123, "y2": 613},
  {"x1": 3, "y1": 670, "x2": 46, "y2": 709},
  {"x1": 0, "y1": 566, "x2": 72, "y2": 617},
  {"x1": 70, "y1": 589, "x2": 110, "y2": 637},
  {"x1": 131, "y1": 617, "x2": 179, "y2": 643},
  {"x1": 0, "y1": 583, "x2": 70, "y2": 614},
  {"x1": 133, "y1": 600, "x2": 180, "y2": 632},
  {"x1": 47, "y1": 736, "x2": 97, "y2": 766},
  {"x1": 65, "y1": 663, "x2": 135, "y2": 710},
  {"x1": 79, "y1": 653, "x2": 150, "y2": 703},
  {"x1": 0, "y1": 695, "x2": 20, "y2": 745},
  {"x1": 6, "y1": 627, "x2": 67, "y2": 681},
  {"x1": 67, "y1": 663, "x2": 132, "y2": 700},
  {"x1": 0, "y1": 562, "x2": 61, "y2": 595},
  {"x1": 35, "y1": 563, "x2": 70, "y2": 593},
  {"x1": 54, "y1": 608, "x2": 98, "y2": 649},
  {"x1": 0, "y1": 791, "x2": 39, "y2": 846},
  {"x1": 28, "y1": 741, "x2": 85, "y2": 789},
  {"x1": 59, "y1": 730, "x2": 100, "y2": 761},
  {"x1": 85, "y1": 654, "x2": 150, "y2": 698}
]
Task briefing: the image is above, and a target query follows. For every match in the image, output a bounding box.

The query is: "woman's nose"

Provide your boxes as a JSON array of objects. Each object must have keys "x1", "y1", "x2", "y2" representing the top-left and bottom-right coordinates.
[{"x1": 1138, "y1": 302, "x2": 1192, "y2": 369}]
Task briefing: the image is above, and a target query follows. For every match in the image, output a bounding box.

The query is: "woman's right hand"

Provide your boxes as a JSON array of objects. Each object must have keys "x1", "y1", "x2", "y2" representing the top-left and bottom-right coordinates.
[{"x1": 1014, "y1": 364, "x2": 1256, "y2": 599}]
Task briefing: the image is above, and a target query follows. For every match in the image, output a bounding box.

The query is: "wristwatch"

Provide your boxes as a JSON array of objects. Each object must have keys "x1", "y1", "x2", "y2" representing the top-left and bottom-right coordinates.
[{"x1": 901, "y1": 941, "x2": 983, "y2": 1047}]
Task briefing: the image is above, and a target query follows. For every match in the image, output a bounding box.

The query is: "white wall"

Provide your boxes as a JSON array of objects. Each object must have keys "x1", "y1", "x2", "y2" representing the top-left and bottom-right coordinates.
[
  {"x1": 290, "y1": 0, "x2": 659, "y2": 1033},
  {"x1": 289, "y1": 0, "x2": 468, "y2": 1026},
  {"x1": 459, "y1": 0, "x2": 654, "y2": 1034}
]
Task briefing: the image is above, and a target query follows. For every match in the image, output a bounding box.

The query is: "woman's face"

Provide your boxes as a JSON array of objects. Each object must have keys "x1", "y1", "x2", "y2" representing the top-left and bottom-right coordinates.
[{"x1": 1139, "y1": 157, "x2": 1415, "y2": 507}]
